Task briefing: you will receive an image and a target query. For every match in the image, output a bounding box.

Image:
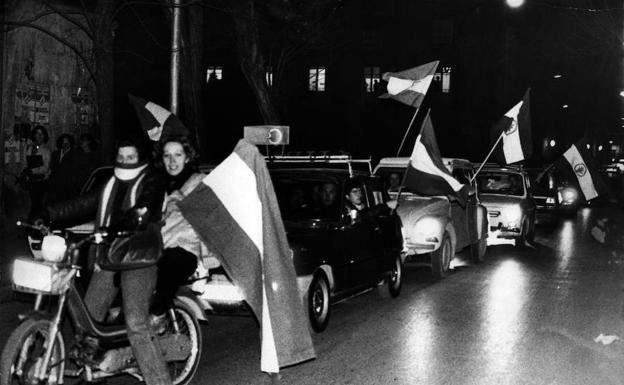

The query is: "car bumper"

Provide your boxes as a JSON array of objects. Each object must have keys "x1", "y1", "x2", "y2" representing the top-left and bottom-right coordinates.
[{"x1": 535, "y1": 206, "x2": 558, "y2": 223}]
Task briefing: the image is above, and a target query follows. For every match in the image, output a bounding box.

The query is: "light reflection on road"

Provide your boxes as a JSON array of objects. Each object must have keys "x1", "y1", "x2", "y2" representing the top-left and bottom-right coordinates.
[{"x1": 482, "y1": 259, "x2": 527, "y2": 374}]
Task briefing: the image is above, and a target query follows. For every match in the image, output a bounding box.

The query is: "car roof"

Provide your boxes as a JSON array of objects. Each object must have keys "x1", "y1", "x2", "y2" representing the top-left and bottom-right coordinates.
[
  {"x1": 477, "y1": 166, "x2": 526, "y2": 175},
  {"x1": 375, "y1": 157, "x2": 473, "y2": 171},
  {"x1": 270, "y1": 167, "x2": 370, "y2": 178}
]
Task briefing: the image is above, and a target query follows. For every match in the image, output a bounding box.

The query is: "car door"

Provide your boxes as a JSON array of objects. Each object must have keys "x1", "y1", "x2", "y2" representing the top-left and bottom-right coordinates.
[{"x1": 341, "y1": 178, "x2": 381, "y2": 289}]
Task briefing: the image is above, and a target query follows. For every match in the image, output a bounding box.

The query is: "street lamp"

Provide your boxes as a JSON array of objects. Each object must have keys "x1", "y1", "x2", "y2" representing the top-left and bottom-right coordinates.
[
  {"x1": 549, "y1": 139, "x2": 556, "y2": 147},
  {"x1": 562, "y1": 104, "x2": 569, "y2": 109},
  {"x1": 553, "y1": 74, "x2": 562, "y2": 79},
  {"x1": 599, "y1": 145, "x2": 604, "y2": 151},
  {"x1": 506, "y1": 0, "x2": 525, "y2": 7}
]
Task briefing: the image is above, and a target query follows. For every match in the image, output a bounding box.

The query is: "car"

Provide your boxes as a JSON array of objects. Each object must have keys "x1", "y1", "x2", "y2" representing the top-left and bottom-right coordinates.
[
  {"x1": 267, "y1": 156, "x2": 404, "y2": 332},
  {"x1": 474, "y1": 164, "x2": 536, "y2": 247},
  {"x1": 373, "y1": 157, "x2": 488, "y2": 279},
  {"x1": 556, "y1": 180, "x2": 582, "y2": 215},
  {"x1": 526, "y1": 168, "x2": 558, "y2": 225}
]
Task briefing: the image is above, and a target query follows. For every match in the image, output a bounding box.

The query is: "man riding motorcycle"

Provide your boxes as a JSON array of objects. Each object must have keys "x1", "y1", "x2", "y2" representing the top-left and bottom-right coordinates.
[{"x1": 38, "y1": 136, "x2": 171, "y2": 385}]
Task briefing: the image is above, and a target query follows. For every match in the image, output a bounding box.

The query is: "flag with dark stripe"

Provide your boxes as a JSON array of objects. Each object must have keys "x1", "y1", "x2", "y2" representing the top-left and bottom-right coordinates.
[
  {"x1": 128, "y1": 94, "x2": 189, "y2": 141},
  {"x1": 404, "y1": 111, "x2": 467, "y2": 205},
  {"x1": 491, "y1": 89, "x2": 532, "y2": 164},
  {"x1": 379, "y1": 61, "x2": 439, "y2": 109},
  {"x1": 179, "y1": 139, "x2": 315, "y2": 373},
  {"x1": 554, "y1": 137, "x2": 609, "y2": 201}
]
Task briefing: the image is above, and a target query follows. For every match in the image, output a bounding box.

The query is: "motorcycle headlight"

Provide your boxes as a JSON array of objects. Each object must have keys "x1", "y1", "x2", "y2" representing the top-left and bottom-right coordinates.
[
  {"x1": 41, "y1": 235, "x2": 67, "y2": 263},
  {"x1": 412, "y1": 217, "x2": 443, "y2": 243}
]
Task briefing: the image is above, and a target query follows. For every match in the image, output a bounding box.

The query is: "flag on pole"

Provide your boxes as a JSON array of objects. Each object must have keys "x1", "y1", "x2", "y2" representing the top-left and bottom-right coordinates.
[
  {"x1": 128, "y1": 94, "x2": 189, "y2": 141},
  {"x1": 403, "y1": 111, "x2": 467, "y2": 205},
  {"x1": 379, "y1": 60, "x2": 440, "y2": 108},
  {"x1": 556, "y1": 138, "x2": 608, "y2": 201},
  {"x1": 178, "y1": 139, "x2": 315, "y2": 373},
  {"x1": 491, "y1": 89, "x2": 532, "y2": 164}
]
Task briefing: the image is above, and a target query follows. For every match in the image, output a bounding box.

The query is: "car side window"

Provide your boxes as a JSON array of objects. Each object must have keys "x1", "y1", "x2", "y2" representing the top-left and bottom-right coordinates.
[{"x1": 452, "y1": 169, "x2": 471, "y2": 184}]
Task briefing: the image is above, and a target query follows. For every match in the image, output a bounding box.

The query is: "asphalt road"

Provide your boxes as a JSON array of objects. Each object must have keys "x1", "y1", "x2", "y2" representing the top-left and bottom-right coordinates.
[{"x1": 3, "y1": 206, "x2": 624, "y2": 384}]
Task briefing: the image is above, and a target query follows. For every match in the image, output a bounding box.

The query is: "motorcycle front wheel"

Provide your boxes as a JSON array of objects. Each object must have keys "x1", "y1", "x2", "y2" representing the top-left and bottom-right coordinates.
[
  {"x1": 0, "y1": 318, "x2": 66, "y2": 385},
  {"x1": 168, "y1": 303, "x2": 202, "y2": 385}
]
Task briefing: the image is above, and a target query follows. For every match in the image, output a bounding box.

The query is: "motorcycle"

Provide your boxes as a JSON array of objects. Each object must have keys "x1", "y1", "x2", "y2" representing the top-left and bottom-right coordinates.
[{"x1": 0, "y1": 222, "x2": 203, "y2": 385}]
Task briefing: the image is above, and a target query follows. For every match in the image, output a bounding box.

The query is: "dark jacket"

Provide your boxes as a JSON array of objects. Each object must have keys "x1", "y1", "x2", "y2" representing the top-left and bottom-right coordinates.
[{"x1": 47, "y1": 166, "x2": 166, "y2": 230}]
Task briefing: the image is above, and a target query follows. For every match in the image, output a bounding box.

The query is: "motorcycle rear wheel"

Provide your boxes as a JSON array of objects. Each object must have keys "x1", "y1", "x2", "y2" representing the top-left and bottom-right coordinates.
[
  {"x1": 0, "y1": 318, "x2": 66, "y2": 385},
  {"x1": 168, "y1": 303, "x2": 202, "y2": 385}
]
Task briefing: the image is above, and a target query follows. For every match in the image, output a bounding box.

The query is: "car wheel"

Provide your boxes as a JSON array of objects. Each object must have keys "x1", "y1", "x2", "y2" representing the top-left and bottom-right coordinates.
[
  {"x1": 515, "y1": 220, "x2": 527, "y2": 248},
  {"x1": 387, "y1": 254, "x2": 403, "y2": 298},
  {"x1": 308, "y1": 272, "x2": 330, "y2": 333},
  {"x1": 431, "y1": 231, "x2": 452, "y2": 279},
  {"x1": 526, "y1": 218, "x2": 535, "y2": 242},
  {"x1": 470, "y1": 236, "x2": 487, "y2": 263}
]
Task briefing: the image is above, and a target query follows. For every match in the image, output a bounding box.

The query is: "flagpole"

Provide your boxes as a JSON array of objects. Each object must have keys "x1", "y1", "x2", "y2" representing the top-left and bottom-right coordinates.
[
  {"x1": 394, "y1": 109, "x2": 429, "y2": 210},
  {"x1": 396, "y1": 107, "x2": 420, "y2": 157},
  {"x1": 470, "y1": 132, "x2": 504, "y2": 183}
]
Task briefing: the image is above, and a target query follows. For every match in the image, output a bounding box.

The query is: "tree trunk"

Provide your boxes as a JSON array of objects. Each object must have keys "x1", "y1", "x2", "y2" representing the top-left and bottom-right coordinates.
[
  {"x1": 180, "y1": 0, "x2": 205, "y2": 151},
  {"x1": 93, "y1": 0, "x2": 115, "y2": 160},
  {"x1": 232, "y1": 0, "x2": 280, "y2": 124}
]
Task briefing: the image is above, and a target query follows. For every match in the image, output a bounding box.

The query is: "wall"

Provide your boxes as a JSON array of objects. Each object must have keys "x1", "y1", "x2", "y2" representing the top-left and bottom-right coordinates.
[{"x1": 2, "y1": 0, "x2": 94, "y2": 149}]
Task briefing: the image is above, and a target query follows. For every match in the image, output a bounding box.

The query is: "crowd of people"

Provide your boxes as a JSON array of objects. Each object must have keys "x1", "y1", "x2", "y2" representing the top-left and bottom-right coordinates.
[{"x1": 20, "y1": 125, "x2": 99, "y2": 218}]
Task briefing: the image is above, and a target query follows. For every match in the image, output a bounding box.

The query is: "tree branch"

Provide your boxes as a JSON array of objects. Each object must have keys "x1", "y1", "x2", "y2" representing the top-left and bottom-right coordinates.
[
  {"x1": 41, "y1": 0, "x2": 93, "y2": 40},
  {"x1": 4, "y1": 21, "x2": 96, "y2": 84}
]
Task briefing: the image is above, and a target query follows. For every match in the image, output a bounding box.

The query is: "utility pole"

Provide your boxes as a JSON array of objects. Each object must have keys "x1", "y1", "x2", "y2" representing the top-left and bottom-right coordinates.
[{"x1": 170, "y1": 0, "x2": 181, "y2": 114}]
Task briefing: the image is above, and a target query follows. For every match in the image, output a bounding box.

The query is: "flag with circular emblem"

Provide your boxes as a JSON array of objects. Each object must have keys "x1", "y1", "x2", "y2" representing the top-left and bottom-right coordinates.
[
  {"x1": 559, "y1": 138, "x2": 609, "y2": 201},
  {"x1": 491, "y1": 89, "x2": 532, "y2": 164}
]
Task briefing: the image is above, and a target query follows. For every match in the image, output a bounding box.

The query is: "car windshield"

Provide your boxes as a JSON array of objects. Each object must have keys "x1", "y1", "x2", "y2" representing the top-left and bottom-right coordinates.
[
  {"x1": 81, "y1": 167, "x2": 113, "y2": 195},
  {"x1": 271, "y1": 174, "x2": 343, "y2": 220},
  {"x1": 376, "y1": 168, "x2": 409, "y2": 193},
  {"x1": 477, "y1": 172, "x2": 525, "y2": 196},
  {"x1": 527, "y1": 170, "x2": 554, "y2": 195}
]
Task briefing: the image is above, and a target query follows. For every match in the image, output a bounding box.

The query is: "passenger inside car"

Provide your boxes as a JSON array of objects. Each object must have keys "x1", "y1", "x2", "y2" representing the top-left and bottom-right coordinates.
[
  {"x1": 316, "y1": 181, "x2": 341, "y2": 218},
  {"x1": 387, "y1": 172, "x2": 402, "y2": 192}
]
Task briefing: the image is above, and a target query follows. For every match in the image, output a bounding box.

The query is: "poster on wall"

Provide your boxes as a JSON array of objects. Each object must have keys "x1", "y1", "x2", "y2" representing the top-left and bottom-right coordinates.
[
  {"x1": 72, "y1": 92, "x2": 91, "y2": 128},
  {"x1": 15, "y1": 84, "x2": 50, "y2": 125}
]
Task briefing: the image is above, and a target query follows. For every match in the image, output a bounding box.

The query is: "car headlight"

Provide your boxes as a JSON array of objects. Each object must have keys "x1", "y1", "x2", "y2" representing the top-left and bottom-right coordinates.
[
  {"x1": 41, "y1": 235, "x2": 67, "y2": 263},
  {"x1": 546, "y1": 197, "x2": 555, "y2": 204},
  {"x1": 412, "y1": 217, "x2": 443, "y2": 243},
  {"x1": 506, "y1": 205, "x2": 522, "y2": 227},
  {"x1": 560, "y1": 187, "x2": 578, "y2": 203}
]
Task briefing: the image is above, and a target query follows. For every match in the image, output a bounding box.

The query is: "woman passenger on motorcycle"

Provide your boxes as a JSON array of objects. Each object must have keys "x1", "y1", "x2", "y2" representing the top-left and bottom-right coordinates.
[
  {"x1": 42, "y1": 137, "x2": 172, "y2": 385},
  {"x1": 150, "y1": 135, "x2": 215, "y2": 325}
]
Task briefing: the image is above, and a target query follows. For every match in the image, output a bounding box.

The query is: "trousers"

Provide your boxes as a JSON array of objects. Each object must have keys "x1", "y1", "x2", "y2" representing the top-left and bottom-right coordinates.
[
  {"x1": 84, "y1": 266, "x2": 172, "y2": 385},
  {"x1": 151, "y1": 247, "x2": 198, "y2": 316}
]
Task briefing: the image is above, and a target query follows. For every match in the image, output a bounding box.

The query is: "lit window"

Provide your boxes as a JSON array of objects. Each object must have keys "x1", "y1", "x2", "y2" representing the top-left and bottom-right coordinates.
[
  {"x1": 309, "y1": 67, "x2": 326, "y2": 92},
  {"x1": 206, "y1": 66, "x2": 223, "y2": 83},
  {"x1": 363, "y1": 66, "x2": 381, "y2": 93},
  {"x1": 441, "y1": 66, "x2": 451, "y2": 93},
  {"x1": 266, "y1": 67, "x2": 273, "y2": 87}
]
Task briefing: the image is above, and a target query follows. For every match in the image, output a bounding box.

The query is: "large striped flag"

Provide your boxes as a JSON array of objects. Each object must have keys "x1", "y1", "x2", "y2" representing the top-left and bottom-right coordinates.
[
  {"x1": 128, "y1": 94, "x2": 189, "y2": 141},
  {"x1": 491, "y1": 89, "x2": 532, "y2": 164},
  {"x1": 555, "y1": 138, "x2": 608, "y2": 201},
  {"x1": 178, "y1": 139, "x2": 315, "y2": 373},
  {"x1": 404, "y1": 111, "x2": 467, "y2": 205},
  {"x1": 379, "y1": 61, "x2": 439, "y2": 108}
]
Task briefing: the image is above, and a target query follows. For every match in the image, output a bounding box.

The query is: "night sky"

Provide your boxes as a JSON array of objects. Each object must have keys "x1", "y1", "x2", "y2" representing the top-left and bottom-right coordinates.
[{"x1": 110, "y1": 0, "x2": 624, "y2": 165}]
